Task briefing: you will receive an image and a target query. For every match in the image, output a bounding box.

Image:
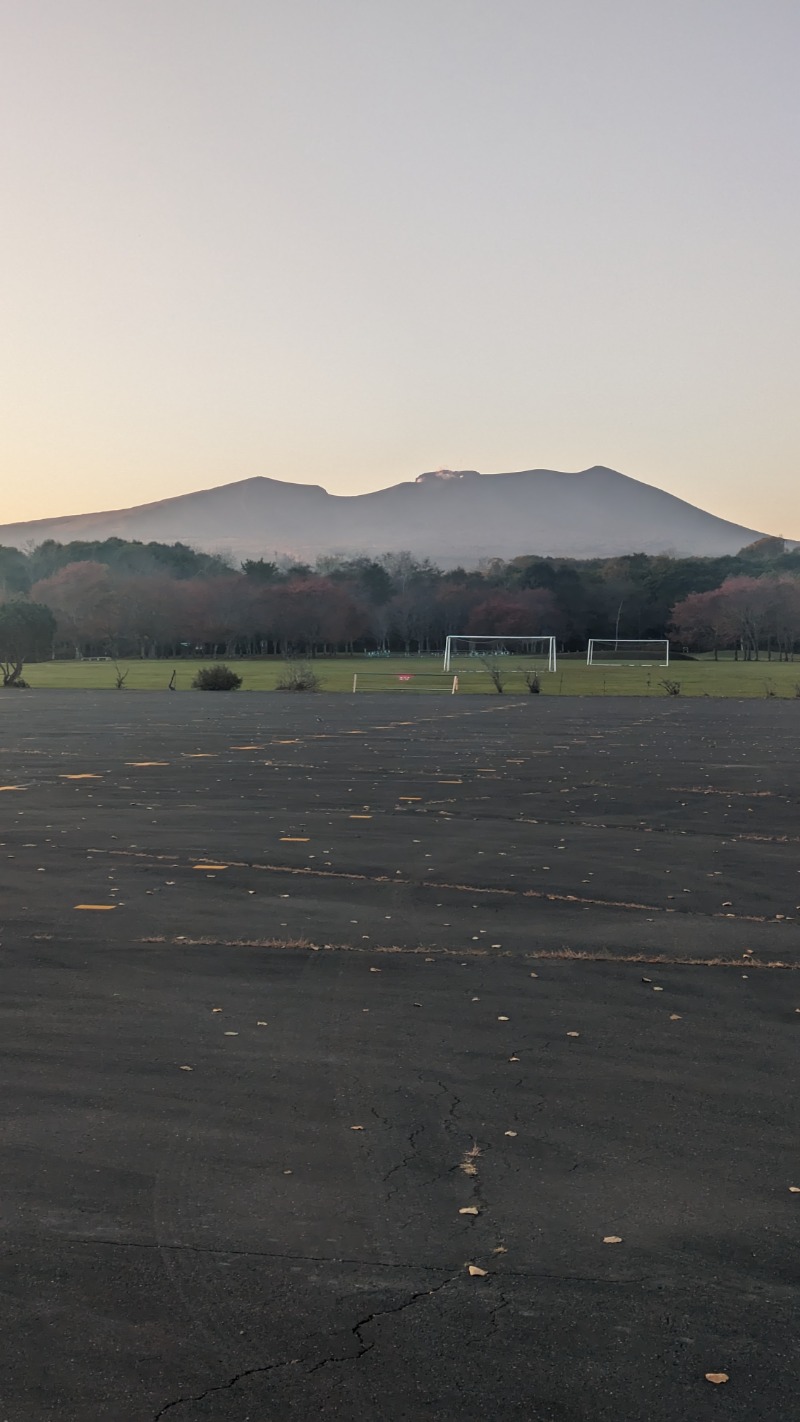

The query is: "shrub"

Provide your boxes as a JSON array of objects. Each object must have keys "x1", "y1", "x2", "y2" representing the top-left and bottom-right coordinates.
[
  {"x1": 0, "y1": 676, "x2": 29, "y2": 689},
  {"x1": 275, "y1": 661, "x2": 322, "y2": 692},
  {"x1": 192, "y1": 664, "x2": 243, "y2": 691},
  {"x1": 523, "y1": 670, "x2": 541, "y2": 694},
  {"x1": 660, "y1": 679, "x2": 681, "y2": 697}
]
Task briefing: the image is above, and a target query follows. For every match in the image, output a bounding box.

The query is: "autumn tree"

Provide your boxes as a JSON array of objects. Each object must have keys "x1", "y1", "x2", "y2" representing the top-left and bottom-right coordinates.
[
  {"x1": 467, "y1": 589, "x2": 561, "y2": 637},
  {"x1": 115, "y1": 573, "x2": 188, "y2": 657},
  {"x1": 766, "y1": 577, "x2": 800, "y2": 659},
  {"x1": 31, "y1": 561, "x2": 120, "y2": 656},
  {"x1": 670, "y1": 588, "x2": 728, "y2": 657},
  {"x1": 672, "y1": 576, "x2": 800, "y2": 660},
  {"x1": 712, "y1": 577, "x2": 774, "y2": 660}
]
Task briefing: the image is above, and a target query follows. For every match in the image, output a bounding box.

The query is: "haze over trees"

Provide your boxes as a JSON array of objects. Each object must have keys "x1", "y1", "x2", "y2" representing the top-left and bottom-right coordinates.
[{"x1": 1, "y1": 535, "x2": 799, "y2": 662}]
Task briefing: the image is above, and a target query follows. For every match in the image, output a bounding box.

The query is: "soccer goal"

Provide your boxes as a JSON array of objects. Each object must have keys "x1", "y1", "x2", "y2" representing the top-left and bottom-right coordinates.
[
  {"x1": 443, "y1": 635, "x2": 557, "y2": 672},
  {"x1": 586, "y1": 639, "x2": 670, "y2": 666}
]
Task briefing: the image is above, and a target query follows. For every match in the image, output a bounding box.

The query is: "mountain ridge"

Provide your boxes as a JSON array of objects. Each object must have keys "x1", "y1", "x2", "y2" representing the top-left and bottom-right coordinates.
[{"x1": 0, "y1": 466, "x2": 777, "y2": 565}]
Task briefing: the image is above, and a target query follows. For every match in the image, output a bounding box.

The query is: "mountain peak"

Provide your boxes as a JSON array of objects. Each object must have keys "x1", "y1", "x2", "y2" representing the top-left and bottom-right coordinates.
[
  {"x1": 415, "y1": 469, "x2": 482, "y2": 484},
  {"x1": 0, "y1": 464, "x2": 774, "y2": 565}
]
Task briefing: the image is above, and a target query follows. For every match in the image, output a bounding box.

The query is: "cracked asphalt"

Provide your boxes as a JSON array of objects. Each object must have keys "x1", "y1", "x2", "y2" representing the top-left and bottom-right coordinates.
[{"x1": 1, "y1": 691, "x2": 798, "y2": 1419}]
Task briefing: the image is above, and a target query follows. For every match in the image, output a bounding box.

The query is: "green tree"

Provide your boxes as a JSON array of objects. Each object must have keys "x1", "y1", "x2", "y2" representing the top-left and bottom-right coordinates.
[
  {"x1": 0, "y1": 600, "x2": 56, "y2": 685},
  {"x1": 242, "y1": 558, "x2": 279, "y2": 582},
  {"x1": 0, "y1": 546, "x2": 30, "y2": 597}
]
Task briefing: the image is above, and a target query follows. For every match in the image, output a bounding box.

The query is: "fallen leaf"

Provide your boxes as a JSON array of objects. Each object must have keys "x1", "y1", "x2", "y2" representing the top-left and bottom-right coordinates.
[
  {"x1": 193, "y1": 863, "x2": 228, "y2": 871},
  {"x1": 459, "y1": 1206, "x2": 480, "y2": 1215},
  {"x1": 508, "y1": 1055, "x2": 520, "y2": 1062},
  {"x1": 603, "y1": 1235, "x2": 623, "y2": 1244},
  {"x1": 350, "y1": 1125, "x2": 365, "y2": 1131},
  {"x1": 467, "y1": 1264, "x2": 488, "y2": 1277},
  {"x1": 529, "y1": 972, "x2": 538, "y2": 978},
  {"x1": 492, "y1": 1245, "x2": 507, "y2": 1254},
  {"x1": 224, "y1": 1031, "x2": 238, "y2": 1036},
  {"x1": 504, "y1": 1130, "x2": 518, "y2": 1138},
  {"x1": 212, "y1": 1007, "x2": 222, "y2": 1013},
  {"x1": 789, "y1": 1186, "x2": 800, "y2": 1193},
  {"x1": 566, "y1": 1031, "x2": 580, "y2": 1038},
  {"x1": 705, "y1": 1373, "x2": 729, "y2": 1385},
  {"x1": 497, "y1": 1015, "x2": 510, "y2": 1021},
  {"x1": 179, "y1": 1065, "x2": 193, "y2": 1072},
  {"x1": 669, "y1": 1013, "x2": 682, "y2": 1021},
  {"x1": 369, "y1": 967, "x2": 381, "y2": 973},
  {"x1": 653, "y1": 986, "x2": 664, "y2": 992},
  {"x1": 257, "y1": 1020, "x2": 268, "y2": 1026},
  {"x1": 74, "y1": 904, "x2": 117, "y2": 911}
]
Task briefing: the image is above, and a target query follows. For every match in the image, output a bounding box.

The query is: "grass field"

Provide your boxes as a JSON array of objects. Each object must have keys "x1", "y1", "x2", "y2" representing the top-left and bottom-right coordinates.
[{"x1": 18, "y1": 653, "x2": 800, "y2": 696}]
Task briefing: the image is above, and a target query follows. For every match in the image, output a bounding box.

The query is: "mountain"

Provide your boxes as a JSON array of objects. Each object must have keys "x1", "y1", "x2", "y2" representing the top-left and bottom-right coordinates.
[{"x1": 0, "y1": 466, "x2": 773, "y2": 566}]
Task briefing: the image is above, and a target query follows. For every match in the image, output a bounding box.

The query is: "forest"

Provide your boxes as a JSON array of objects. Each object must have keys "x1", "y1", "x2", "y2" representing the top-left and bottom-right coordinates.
[{"x1": 1, "y1": 534, "x2": 799, "y2": 660}]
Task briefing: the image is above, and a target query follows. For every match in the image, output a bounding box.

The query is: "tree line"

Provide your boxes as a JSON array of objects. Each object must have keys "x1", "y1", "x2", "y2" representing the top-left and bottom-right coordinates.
[{"x1": 1, "y1": 534, "x2": 800, "y2": 663}]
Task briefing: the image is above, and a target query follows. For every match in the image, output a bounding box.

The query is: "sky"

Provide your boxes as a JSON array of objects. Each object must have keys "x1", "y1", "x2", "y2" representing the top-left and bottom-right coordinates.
[{"x1": 1, "y1": 0, "x2": 798, "y2": 534}]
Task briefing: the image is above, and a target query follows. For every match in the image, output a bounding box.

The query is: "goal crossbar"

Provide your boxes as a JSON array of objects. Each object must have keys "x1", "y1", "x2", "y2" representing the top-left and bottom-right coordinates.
[
  {"x1": 443, "y1": 635, "x2": 557, "y2": 672},
  {"x1": 586, "y1": 639, "x2": 670, "y2": 666}
]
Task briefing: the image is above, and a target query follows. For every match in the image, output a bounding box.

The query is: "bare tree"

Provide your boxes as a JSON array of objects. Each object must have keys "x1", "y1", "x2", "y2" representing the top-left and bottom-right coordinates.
[{"x1": 480, "y1": 656, "x2": 505, "y2": 693}]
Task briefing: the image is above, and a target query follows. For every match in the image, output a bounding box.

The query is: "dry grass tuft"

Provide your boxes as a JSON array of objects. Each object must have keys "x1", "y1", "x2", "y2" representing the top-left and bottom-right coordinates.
[
  {"x1": 459, "y1": 1143, "x2": 482, "y2": 1177},
  {"x1": 527, "y1": 948, "x2": 798, "y2": 969}
]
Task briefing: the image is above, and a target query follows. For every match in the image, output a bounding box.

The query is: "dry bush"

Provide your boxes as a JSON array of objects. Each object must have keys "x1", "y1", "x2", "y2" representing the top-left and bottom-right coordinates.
[{"x1": 275, "y1": 661, "x2": 322, "y2": 692}]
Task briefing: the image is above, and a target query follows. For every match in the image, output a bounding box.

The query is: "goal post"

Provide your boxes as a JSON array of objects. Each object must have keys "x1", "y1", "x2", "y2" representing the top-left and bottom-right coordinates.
[
  {"x1": 443, "y1": 635, "x2": 557, "y2": 672},
  {"x1": 586, "y1": 639, "x2": 670, "y2": 666}
]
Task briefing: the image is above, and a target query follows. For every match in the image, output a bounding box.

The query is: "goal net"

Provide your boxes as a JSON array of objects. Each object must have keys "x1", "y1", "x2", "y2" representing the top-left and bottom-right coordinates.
[
  {"x1": 443, "y1": 635, "x2": 557, "y2": 672},
  {"x1": 586, "y1": 639, "x2": 670, "y2": 666}
]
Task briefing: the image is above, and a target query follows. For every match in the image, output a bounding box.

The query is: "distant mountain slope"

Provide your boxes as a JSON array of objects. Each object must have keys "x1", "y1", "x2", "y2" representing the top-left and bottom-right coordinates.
[{"x1": 0, "y1": 466, "x2": 771, "y2": 565}]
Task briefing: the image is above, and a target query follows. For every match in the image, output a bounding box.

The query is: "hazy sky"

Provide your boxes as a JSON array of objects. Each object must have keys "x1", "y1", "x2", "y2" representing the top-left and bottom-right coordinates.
[{"x1": 2, "y1": 0, "x2": 798, "y2": 533}]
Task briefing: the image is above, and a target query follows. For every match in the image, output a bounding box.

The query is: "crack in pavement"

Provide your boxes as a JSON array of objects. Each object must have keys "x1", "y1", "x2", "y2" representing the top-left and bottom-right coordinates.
[
  {"x1": 305, "y1": 1275, "x2": 454, "y2": 1376},
  {"x1": 46, "y1": 1237, "x2": 456, "y2": 1269},
  {"x1": 11, "y1": 1233, "x2": 789, "y2": 1301},
  {"x1": 383, "y1": 1123, "x2": 425, "y2": 1197},
  {"x1": 151, "y1": 1276, "x2": 456, "y2": 1419}
]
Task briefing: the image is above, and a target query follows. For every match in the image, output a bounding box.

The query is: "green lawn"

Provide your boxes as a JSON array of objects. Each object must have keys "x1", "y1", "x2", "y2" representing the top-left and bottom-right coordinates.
[{"x1": 18, "y1": 654, "x2": 800, "y2": 697}]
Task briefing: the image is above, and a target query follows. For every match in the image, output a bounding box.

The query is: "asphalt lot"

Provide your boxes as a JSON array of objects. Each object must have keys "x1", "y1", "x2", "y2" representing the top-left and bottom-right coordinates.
[{"x1": 1, "y1": 692, "x2": 798, "y2": 1420}]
